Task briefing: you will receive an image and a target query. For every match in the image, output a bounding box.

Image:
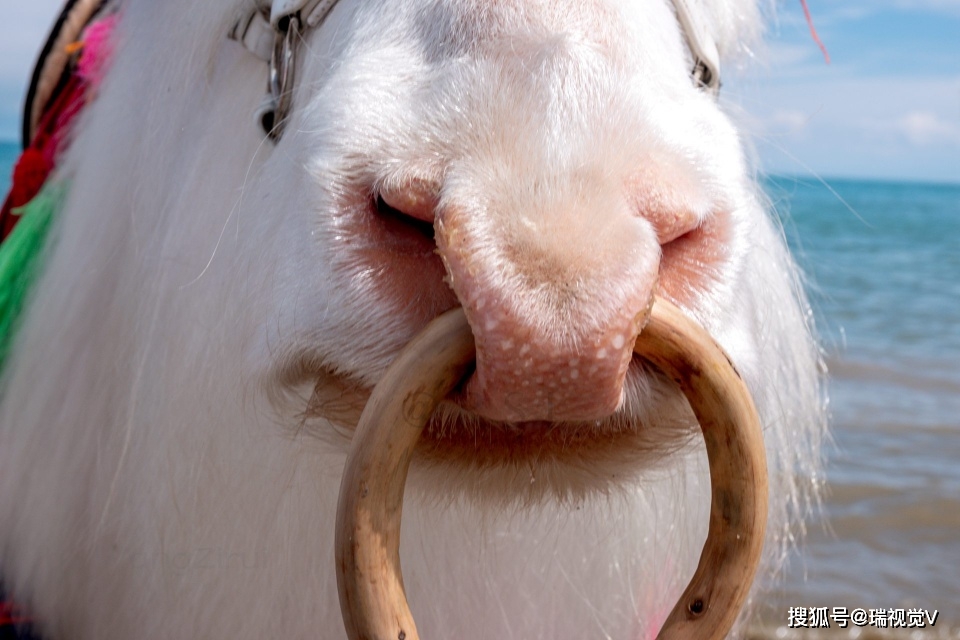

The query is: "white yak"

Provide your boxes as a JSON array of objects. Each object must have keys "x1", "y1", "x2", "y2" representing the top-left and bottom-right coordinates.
[{"x1": 0, "y1": 0, "x2": 824, "y2": 638}]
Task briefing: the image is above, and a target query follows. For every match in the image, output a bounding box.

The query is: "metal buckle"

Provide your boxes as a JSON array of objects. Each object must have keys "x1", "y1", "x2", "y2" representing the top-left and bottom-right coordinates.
[
  {"x1": 692, "y1": 59, "x2": 717, "y2": 94},
  {"x1": 261, "y1": 14, "x2": 300, "y2": 139}
]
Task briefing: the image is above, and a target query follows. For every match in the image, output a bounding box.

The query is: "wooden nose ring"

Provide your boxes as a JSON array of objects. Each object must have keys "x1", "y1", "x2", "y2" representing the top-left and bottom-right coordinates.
[{"x1": 335, "y1": 298, "x2": 767, "y2": 640}]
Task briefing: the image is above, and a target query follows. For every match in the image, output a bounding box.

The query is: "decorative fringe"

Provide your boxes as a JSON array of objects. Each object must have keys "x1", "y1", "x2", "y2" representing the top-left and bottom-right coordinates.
[{"x1": 0, "y1": 184, "x2": 63, "y2": 372}]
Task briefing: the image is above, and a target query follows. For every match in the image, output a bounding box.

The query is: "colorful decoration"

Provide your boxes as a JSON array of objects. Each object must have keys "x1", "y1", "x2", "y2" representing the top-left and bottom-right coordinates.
[
  {"x1": 0, "y1": 6, "x2": 116, "y2": 370},
  {"x1": 0, "y1": 9, "x2": 117, "y2": 635}
]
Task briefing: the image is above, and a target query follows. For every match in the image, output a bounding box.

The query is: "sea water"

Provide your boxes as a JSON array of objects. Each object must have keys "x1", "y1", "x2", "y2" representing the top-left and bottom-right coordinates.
[
  {"x1": 2, "y1": 143, "x2": 958, "y2": 630},
  {"x1": 756, "y1": 176, "x2": 960, "y2": 632},
  {"x1": 0, "y1": 142, "x2": 17, "y2": 196}
]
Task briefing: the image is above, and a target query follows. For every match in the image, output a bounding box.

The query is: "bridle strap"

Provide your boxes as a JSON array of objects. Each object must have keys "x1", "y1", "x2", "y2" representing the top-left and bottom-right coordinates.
[
  {"x1": 231, "y1": 0, "x2": 722, "y2": 140},
  {"x1": 671, "y1": 0, "x2": 721, "y2": 93},
  {"x1": 229, "y1": 0, "x2": 342, "y2": 139}
]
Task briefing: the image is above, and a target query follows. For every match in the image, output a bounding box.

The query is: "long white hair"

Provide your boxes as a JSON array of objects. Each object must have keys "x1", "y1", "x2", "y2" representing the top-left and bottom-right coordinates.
[{"x1": 0, "y1": 1, "x2": 823, "y2": 638}]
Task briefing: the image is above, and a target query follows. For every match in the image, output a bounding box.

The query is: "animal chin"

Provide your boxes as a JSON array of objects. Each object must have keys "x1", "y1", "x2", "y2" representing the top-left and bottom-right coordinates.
[{"x1": 306, "y1": 355, "x2": 691, "y2": 486}]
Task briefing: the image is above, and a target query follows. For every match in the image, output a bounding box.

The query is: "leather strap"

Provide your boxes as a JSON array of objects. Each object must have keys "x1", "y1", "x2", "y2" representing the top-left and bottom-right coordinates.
[
  {"x1": 228, "y1": 0, "x2": 722, "y2": 139},
  {"x1": 670, "y1": 0, "x2": 721, "y2": 93},
  {"x1": 231, "y1": 0, "x2": 720, "y2": 91}
]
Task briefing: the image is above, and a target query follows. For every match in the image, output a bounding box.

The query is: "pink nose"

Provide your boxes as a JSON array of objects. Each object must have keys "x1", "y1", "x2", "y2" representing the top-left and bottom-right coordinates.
[
  {"x1": 433, "y1": 194, "x2": 661, "y2": 423},
  {"x1": 455, "y1": 286, "x2": 655, "y2": 422}
]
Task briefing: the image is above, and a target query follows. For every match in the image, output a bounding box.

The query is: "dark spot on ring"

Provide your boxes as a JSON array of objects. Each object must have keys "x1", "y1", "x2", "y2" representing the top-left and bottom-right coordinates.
[{"x1": 689, "y1": 598, "x2": 705, "y2": 615}]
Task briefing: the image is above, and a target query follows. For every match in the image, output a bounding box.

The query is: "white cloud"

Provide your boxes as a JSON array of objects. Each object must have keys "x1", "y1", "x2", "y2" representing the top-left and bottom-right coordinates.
[
  {"x1": 770, "y1": 5, "x2": 871, "y2": 30},
  {"x1": 765, "y1": 42, "x2": 822, "y2": 70},
  {"x1": 765, "y1": 109, "x2": 811, "y2": 136},
  {"x1": 726, "y1": 72, "x2": 960, "y2": 182},
  {"x1": 893, "y1": 111, "x2": 960, "y2": 146}
]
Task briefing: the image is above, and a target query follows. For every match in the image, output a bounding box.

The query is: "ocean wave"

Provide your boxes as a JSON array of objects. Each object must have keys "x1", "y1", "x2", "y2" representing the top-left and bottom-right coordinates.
[{"x1": 826, "y1": 357, "x2": 960, "y2": 395}]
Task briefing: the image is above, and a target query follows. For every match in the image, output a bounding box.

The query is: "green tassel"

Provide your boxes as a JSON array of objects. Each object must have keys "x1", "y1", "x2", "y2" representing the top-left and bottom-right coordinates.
[{"x1": 0, "y1": 183, "x2": 63, "y2": 372}]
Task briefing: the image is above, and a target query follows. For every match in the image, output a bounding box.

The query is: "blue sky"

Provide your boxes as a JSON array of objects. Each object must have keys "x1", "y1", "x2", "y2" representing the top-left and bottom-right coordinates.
[
  {"x1": 725, "y1": 0, "x2": 960, "y2": 184},
  {"x1": 1, "y1": 1, "x2": 958, "y2": 183}
]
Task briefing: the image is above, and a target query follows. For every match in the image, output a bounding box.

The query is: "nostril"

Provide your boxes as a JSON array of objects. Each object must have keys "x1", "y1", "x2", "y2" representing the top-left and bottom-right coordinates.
[
  {"x1": 626, "y1": 167, "x2": 711, "y2": 245},
  {"x1": 646, "y1": 207, "x2": 701, "y2": 245},
  {"x1": 373, "y1": 193, "x2": 436, "y2": 243},
  {"x1": 378, "y1": 177, "x2": 441, "y2": 223}
]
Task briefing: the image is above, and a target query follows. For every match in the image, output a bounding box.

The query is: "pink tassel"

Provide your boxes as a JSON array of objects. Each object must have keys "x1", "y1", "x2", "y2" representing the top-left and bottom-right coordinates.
[
  {"x1": 800, "y1": 0, "x2": 830, "y2": 64},
  {"x1": 76, "y1": 13, "x2": 120, "y2": 89}
]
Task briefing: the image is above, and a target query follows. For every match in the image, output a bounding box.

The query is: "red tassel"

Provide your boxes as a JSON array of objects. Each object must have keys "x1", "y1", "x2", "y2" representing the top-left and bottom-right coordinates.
[
  {"x1": 9, "y1": 149, "x2": 50, "y2": 210},
  {"x1": 0, "y1": 9, "x2": 116, "y2": 241},
  {"x1": 0, "y1": 598, "x2": 32, "y2": 625},
  {"x1": 1, "y1": 149, "x2": 51, "y2": 238},
  {"x1": 1, "y1": 73, "x2": 86, "y2": 240}
]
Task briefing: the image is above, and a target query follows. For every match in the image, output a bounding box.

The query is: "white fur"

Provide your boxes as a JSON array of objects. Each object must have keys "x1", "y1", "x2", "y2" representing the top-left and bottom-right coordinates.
[{"x1": 0, "y1": 0, "x2": 823, "y2": 638}]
